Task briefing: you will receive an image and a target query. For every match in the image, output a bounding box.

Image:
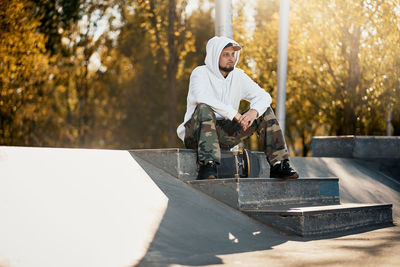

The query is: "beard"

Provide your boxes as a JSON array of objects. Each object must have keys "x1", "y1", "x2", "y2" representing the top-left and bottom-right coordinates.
[{"x1": 219, "y1": 65, "x2": 234, "y2": 73}]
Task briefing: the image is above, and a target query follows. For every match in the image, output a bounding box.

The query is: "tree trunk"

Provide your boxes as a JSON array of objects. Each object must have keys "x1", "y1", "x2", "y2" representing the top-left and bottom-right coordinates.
[
  {"x1": 167, "y1": 0, "x2": 178, "y2": 147},
  {"x1": 342, "y1": 24, "x2": 361, "y2": 134}
]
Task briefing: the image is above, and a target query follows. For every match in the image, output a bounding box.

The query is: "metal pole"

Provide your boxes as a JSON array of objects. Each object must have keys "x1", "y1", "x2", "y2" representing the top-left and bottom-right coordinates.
[
  {"x1": 216, "y1": 0, "x2": 240, "y2": 151},
  {"x1": 276, "y1": 0, "x2": 290, "y2": 134},
  {"x1": 387, "y1": 103, "x2": 392, "y2": 136},
  {"x1": 215, "y1": 0, "x2": 233, "y2": 38}
]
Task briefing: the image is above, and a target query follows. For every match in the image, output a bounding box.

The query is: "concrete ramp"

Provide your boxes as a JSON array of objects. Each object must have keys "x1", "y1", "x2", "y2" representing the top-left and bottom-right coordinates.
[
  {"x1": 0, "y1": 146, "x2": 168, "y2": 267},
  {"x1": 1, "y1": 146, "x2": 399, "y2": 266},
  {"x1": 291, "y1": 157, "x2": 400, "y2": 220},
  {"x1": 0, "y1": 146, "x2": 293, "y2": 267},
  {"x1": 132, "y1": 149, "x2": 394, "y2": 235},
  {"x1": 130, "y1": 155, "x2": 290, "y2": 266}
]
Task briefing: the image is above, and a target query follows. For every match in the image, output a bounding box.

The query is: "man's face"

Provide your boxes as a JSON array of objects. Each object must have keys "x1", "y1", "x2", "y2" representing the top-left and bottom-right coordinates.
[{"x1": 219, "y1": 47, "x2": 236, "y2": 73}]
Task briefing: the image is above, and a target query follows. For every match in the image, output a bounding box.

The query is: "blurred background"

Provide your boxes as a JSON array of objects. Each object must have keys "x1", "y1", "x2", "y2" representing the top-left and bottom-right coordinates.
[{"x1": 0, "y1": 0, "x2": 399, "y2": 156}]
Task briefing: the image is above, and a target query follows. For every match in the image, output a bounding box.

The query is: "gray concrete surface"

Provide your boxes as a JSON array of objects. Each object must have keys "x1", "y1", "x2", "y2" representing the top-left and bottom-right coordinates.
[
  {"x1": 312, "y1": 135, "x2": 400, "y2": 158},
  {"x1": 0, "y1": 146, "x2": 169, "y2": 267},
  {"x1": 353, "y1": 136, "x2": 400, "y2": 159},
  {"x1": 132, "y1": 149, "x2": 397, "y2": 237},
  {"x1": 356, "y1": 158, "x2": 400, "y2": 182},
  {"x1": 188, "y1": 177, "x2": 392, "y2": 237},
  {"x1": 312, "y1": 136, "x2": 355, "y2": 158},
  {"x1": 1, "y1": 146, "x2": 399, "y2": 267},
  {"x1": 205, "y1": 224, "x2": 400, "y2": 267},
  {"x1": 130, "y1": 155, "x2": 290, "y2": 266},
  {"x1": 132, "y1": 149, "x2": 198, "y2": 181},
  {"x1": 131, "y1": 149, "x2": 271, "y2": 181},
  {"x1": 246, "y1": 203, "x2": 393, "y2": 236},
  {"x1": 188, "y1": 178, "x2": 340, "y2": 210},
  {"x1": 132, "y1": 154, "x2": 400, "y2": 266},
  {"x1": 291, "y1": 157, "x2": 400, "y2": 219}
]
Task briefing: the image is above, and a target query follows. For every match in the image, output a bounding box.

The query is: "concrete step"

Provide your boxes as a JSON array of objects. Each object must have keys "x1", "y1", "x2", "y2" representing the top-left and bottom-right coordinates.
[
  {"x1": 131, "y1": 149, "x2": 197, "y2": 181},
  {"x1": 244, "y1": 203, "x2": 393, "y2": 236},
  {"x1": 187, "y1": 178, "x2": 340, "y2": 210},
  {"x1": 130, "y1": 149, "x2": 394, "y2": 236},
  {"x1": 131, "y1": 149, "x2": 270, "y2": 181}
]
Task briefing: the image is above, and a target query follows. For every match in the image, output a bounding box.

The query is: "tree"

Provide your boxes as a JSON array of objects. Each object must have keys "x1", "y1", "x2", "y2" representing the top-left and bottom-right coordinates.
[
  {"x1": 34, "y1": 0, "x2": 81, "y2": 54},
  {"x1": 42, "y1": 0, "x2": 123, "y2": 147},
  {"x1": 235, "y1": 0, "x2": 399, "y2": 155},
  {"x1": 114, "y1": 0, "x2": 208, "y2": 148},
  {"x1": 0, "y1": 0, "x2": 50, "y2": 145},
  {"x1": 3, "y1": 0, "x2": 397, "y2": 152},
  {"x1": 288, "y1": 0, "x2": 400, "y2": 138}
]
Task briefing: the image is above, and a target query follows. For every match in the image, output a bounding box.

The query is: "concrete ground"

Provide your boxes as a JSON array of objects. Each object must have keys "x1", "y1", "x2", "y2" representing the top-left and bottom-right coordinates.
[
  {"x1": 1, "y1": 147, "x2": 399, "y2": 267},
  {"x1": 134, "y1": 155, "x2": 400, "y2": 267},
  {"x1": 212, "y1": 224, "x2": 400, "y2": 267}
]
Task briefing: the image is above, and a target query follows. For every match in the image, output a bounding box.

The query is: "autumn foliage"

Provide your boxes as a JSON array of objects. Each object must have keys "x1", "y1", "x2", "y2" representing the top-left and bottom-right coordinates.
[{"x1": 0, "y1": 0, "x2": 399, "y2": 156}]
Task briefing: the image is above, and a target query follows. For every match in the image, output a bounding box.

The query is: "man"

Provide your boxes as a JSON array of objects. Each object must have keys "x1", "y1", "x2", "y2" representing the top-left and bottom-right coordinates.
[{"x1": 177, "y1": 36, "x2": 298, "y2": 180}]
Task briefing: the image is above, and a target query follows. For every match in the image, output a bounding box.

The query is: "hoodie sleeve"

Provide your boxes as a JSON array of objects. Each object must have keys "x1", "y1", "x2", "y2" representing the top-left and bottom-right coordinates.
[
  {"x1": 241, "y1": 72, "x2": 272, "y2": 118},
  {"x1": 189, "y1": 68, "x2": 238, "y2": 120}
]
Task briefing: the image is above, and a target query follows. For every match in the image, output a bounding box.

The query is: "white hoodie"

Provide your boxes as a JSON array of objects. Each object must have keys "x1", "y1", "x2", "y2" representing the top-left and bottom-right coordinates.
[{"x1": 176, "y1": 36, "x2": 272, "y2": 141}]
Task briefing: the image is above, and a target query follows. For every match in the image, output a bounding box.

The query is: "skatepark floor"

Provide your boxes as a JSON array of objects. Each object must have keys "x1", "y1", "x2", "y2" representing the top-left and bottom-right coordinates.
[
  {"x1": 134, "y1": 155, "x2": 400, "y2": 267},
  {"x1": 0, "y1": 147, "x2": 399, "y2": 267}
]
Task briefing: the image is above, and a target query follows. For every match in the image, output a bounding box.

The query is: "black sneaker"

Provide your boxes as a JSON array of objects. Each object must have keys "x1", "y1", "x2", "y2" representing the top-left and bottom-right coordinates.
[
  {"x1": 197, "y1": 161, "x2": 217, "y2": 180},
  {"x1": 270, "y1": 159, "x2": 299, "y2": 179}
]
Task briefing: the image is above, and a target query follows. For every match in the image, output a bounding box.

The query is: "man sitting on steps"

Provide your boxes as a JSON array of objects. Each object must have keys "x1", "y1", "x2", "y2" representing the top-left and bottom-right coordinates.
[{"x1": 177, "y1": 36, "x2": 298, "y2": 180}]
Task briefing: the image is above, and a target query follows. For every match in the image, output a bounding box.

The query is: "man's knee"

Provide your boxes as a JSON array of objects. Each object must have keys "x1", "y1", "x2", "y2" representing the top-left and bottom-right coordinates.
[
  {"x1": 194, "y1": 103, "x2": 216, "y2": 121},
  {"x1": 262, "y1": 107, "x2": 274, "y2": 118},
  {"x1": 257, "y1": 107, "x2": 282, "y2": 136},
  {"x1": 260, "y1": 107, "x2": 280, "y2": 125}
]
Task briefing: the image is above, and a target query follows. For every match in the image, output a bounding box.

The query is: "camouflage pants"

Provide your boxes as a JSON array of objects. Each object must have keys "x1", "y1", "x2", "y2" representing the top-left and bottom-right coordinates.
[{"x1": 184, "y1": 103, "x2": 289, "y2": 165}]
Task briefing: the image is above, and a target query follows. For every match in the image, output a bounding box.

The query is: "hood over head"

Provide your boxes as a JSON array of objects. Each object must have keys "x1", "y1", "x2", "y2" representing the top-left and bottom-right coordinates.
[{"x1": 205, "y1": 36, "x2": 241, "y2": 79}]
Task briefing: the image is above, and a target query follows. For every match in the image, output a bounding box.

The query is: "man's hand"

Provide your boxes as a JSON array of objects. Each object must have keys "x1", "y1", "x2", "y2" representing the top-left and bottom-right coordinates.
[
  {"x1": 234, "y1": 113, "x2": 242, "y2": 122},
  {"x1": 238, "y1": 109, "x2": 258, "y2": 132}
]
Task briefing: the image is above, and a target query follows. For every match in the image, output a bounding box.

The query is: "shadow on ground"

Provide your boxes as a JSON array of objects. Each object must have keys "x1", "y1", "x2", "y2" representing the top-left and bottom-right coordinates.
[
  {"x1": 292, "y1": 156, "x2": 400, "y2": 219},
  {"x1": 130, "y1": 153, "x2": 397, "y2": 266},
  {"x1": 131, "y1": 153, "x2": 289, "y2": 266},
  {"x1": 356, "y1": 158, "x2": 400, "y2": 182}
]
